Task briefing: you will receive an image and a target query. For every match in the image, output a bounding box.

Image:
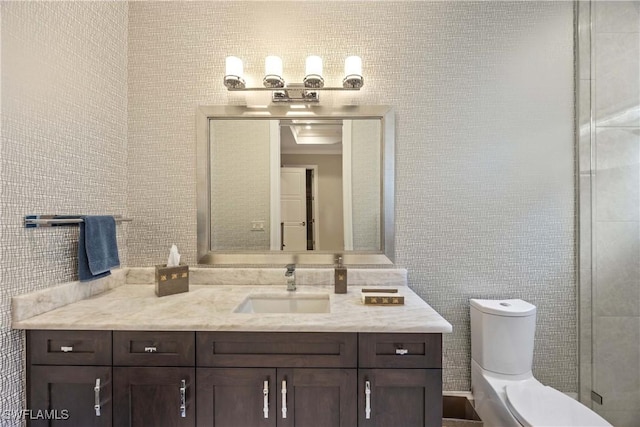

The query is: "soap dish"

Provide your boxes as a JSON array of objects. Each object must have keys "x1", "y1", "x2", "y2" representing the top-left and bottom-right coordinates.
[{"x1": 361, "y1": 288, "x2": 404, "y2": 305}]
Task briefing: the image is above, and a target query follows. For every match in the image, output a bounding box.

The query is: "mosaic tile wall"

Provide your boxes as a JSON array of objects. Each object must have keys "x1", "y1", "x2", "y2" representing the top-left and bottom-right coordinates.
[
  {"x1": 127, "y1": 1, "x2": 576, "y2": 392},
  {"x1": 0, "y1": 2, "x2": 128, "y2": 422}
]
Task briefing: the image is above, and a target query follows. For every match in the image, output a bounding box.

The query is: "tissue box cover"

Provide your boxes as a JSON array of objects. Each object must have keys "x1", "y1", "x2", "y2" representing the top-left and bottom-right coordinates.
[
  {"x1": 361, "y1": 289, "x2": 404, "y2": 305},
  {"x1": 155, "y1": 264, "x2": 189, "y2": 297}
]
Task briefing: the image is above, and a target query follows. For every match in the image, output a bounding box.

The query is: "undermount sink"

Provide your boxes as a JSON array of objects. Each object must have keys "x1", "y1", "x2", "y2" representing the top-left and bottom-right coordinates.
[{"x1": 234, "y1": 293, "x2": 331, "y2": 314}]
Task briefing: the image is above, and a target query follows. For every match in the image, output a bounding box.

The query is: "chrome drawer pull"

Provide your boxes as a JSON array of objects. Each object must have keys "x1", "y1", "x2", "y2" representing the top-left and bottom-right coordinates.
[
  {"x1": 281, "y1": 379, "x2": 287, "y2": 419},
  {"x1": 365, "y1": 380, "x2": 371, "y2": 419},
  {"x1": 179, "y1": 380, "x2": 186, "y2": 418},
  {"x1": 263, "y1": 380, "x2": 269, "y2": 419},
  {"x1": 94, "y1": 378, "x2": 101, "y2": 417},
  {"x1": 395, "y1": 348, "x2": 409, "y2": 355},
  {"x1": 144, "y1": 346, "x2": 157, "y2": 353},
  {"x1": 60, "y1": 346, "x2": 73, "y2": 353}
]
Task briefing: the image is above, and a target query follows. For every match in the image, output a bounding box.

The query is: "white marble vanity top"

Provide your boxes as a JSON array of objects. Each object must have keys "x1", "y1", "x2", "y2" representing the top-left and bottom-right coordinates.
[{"x1": 11, "y1": 267, "x2": 452, "y2": 333}]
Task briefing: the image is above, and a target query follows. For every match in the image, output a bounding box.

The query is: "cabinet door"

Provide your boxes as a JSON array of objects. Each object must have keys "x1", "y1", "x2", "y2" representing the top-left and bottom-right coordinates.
[
  {"x1": 29, "y1": 365, "x2": 112, "y2": 427},
  {"x1": 196, "y1": 368, "x2": 276, "y2": 427},
  {"x1": 278, "y1": 368, "x2": 357, "y2": 427},
  {"x1": 358, "y1": 369, "x2": 442, "y2": 427},
  {"x1": 113, "y1": 367, "x2": 194, "y2": 427}
]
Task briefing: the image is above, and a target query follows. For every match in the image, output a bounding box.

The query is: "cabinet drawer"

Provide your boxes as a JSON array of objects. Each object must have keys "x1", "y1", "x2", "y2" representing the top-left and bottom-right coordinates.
[
  {"x1": 113, "y1": 331, "x2": 195, "y2": 366},
  {"x1": 29, "y1": 330, "x2": 112, "y2": 366},
  {"x1": 359, "y1": 333, "x2": 441, "y2": 368},
  {"x1": 197, "y1": 332, "x2": 357, "y2": 368}
]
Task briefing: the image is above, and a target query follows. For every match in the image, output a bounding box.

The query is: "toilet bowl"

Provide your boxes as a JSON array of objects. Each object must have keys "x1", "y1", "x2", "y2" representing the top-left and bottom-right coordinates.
[{"x1": 470, "y1": 299, "x2": 611, "y2": 427}]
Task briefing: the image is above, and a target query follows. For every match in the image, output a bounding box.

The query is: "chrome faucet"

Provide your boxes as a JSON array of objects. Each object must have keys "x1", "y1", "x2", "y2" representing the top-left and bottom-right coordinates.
[{"x1": 285, "y1": 264, "x2": 296, "y2": 291}]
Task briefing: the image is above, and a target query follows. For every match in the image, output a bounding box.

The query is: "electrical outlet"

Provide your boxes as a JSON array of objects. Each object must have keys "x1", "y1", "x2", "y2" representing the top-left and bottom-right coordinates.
[{"x1": 251, "y1": 221, "x2": 265, "y2": 231}]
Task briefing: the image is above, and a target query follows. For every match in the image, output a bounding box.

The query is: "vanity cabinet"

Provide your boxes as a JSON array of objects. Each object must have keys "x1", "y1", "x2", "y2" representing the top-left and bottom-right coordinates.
[
  {"x1": 196, "y1": 368, "x2": 356, "y2": 427},
  {"x1": 27, "y1": 330, "x2": 113, "y2": 427},
  {"x1": 113, "y1": 367, "x2": 195, "y2": 427},
  {"x1": 27, "y1": 330, "x2": 442, "y2": 427},
  {"x1": 195, "y1": 332, "x2": 357, "y2": 427},
  {"x1": 358, "y1": 333, "x2": 443, "y2": 427},
  {"x1": 112, "y1": 331, "x2": 196, "y2": 427}
]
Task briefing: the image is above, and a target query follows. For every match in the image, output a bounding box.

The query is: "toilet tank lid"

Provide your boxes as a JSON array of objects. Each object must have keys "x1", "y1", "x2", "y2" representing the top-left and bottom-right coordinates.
[{"x1": 470, "y1": 299, "x2": 536, "y2": 316}]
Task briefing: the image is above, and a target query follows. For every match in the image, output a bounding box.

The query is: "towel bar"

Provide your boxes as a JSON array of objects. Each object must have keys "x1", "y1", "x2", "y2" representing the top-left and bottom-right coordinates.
[{"x1": 24, "y1": 215, "x2": 132, "y2": 228}]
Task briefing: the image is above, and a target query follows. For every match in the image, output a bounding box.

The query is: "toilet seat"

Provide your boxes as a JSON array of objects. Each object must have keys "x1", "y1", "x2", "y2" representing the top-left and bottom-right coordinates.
[{"x1": 506, "y1": 379, "x2": 611, "y2": 427}]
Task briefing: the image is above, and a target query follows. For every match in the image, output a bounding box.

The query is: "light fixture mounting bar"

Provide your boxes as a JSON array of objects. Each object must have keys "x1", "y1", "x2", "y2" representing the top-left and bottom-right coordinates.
[
  {"x1": 226, "y1": 87, "x2": 361, "y2": 92},
  {"x1": 227, "y1": 84, "x2": 361, "y2": 103}
]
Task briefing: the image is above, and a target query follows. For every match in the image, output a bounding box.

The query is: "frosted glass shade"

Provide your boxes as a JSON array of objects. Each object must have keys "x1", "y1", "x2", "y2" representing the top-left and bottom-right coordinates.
[
  {"x1": 303, "y1": 55, "x2": 324, "y2": 88},
  {"x1": 343, "y1": 55, "x2": 364, "y2": 89},
  {"x1": 264, "y1": 56, "x2": 285, "y2": 88},
  {"x1": 305, "y1": 56, "x2": 323, "y2": 77},
  {"x1": 265, "y1": 56, "x2": 283, "y2": 77},
  {"x1": 344, "y1": 56, "x2": 362, "y2": 77},
  {"x1": 225, "y1": 56, "x2": 243, "y2": 77}
]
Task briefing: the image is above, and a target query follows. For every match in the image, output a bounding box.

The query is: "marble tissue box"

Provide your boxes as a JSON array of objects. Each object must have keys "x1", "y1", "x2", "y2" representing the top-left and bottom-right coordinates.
[{"x1": 155, "y1": 264, "x2": 189, "y2": 297}]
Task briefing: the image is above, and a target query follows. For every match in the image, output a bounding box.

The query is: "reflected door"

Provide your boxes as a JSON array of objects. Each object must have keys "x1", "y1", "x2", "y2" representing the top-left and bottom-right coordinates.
[{"x1": 281, "y1": 167, "x2": 307, "y2": 251}]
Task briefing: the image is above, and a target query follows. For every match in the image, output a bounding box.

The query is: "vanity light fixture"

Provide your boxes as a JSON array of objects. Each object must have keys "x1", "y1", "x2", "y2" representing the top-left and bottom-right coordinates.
[
  {"x1": 223, "y1": 56, "x2": 245, "y2": 89},
  {"x1": 223, "y1": 55, "x2": 364, "y2": 102}
]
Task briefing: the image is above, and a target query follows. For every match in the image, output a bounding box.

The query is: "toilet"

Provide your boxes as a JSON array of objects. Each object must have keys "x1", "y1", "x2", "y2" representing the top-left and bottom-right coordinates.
[{"x1": 470, "y1": 298, "x2": 611, "y2": 427}]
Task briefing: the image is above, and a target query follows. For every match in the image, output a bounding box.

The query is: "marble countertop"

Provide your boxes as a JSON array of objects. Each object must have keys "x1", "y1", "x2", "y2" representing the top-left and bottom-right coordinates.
[{"x1": 12, "y1": 283, "x2": 452, "y2": 333}]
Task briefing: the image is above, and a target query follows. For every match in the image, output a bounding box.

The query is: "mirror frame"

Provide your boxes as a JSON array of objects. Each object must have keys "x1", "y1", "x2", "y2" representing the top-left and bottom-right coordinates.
[{"x1": 196, "y1": 105, "x2": 395, "y2": 265}]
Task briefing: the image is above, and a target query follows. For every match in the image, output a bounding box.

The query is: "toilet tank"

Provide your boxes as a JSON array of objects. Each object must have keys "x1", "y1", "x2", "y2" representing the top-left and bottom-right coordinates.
[{"x1": 470, "y1": 299, "x2": 537, "y2": 375}]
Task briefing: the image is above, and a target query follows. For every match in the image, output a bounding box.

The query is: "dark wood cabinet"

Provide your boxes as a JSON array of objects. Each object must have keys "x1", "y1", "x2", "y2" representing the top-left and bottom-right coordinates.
[
  {"x1": 357, "y1": 333, "x2": 442, "y2": 427},
  {"x1": 113, "y1": 366, "x2": 195, "y2": 427},
  {"x1": 113, "y1": 330, "x2": 195, "y2": 367},
  {"x1": 196, "y1": 368, "x2": 357, "y2": 427},
  {"x1": 29, "y1": 330, "x2": 112, "y2": 366},
  {"x1": 196, "y1": 368, "x2": 277, "y2": 427},
  {"x1": 27, "y1": 330, "x2": 113, "y2": 427},
  {"x1": 27, "y1": 330, "x2": 442, "y2": 427},
  {"x1": 196, "y1": 333, "x2": 358, "y2": 427},
  {"x1": 277, "y1": 368, "x2": 357, "y2": 427},
  {"x1": 196, "y1": 332, "x2": 357, "y2": 368},
  {"x1": 111, "y1": 331, "x2": 196, "y2": 427},
  {"x1": 358, "y1": 369, "x2": 442, "y2": 427},
  {"x1": 29, "y1": 365, "x2": 112, "y2": 427}
]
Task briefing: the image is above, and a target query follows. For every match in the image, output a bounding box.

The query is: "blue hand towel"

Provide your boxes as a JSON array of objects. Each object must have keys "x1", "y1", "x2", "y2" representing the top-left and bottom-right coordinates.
[{"x1": 78, "y1": 216, "x2": 120, "y2": 282}]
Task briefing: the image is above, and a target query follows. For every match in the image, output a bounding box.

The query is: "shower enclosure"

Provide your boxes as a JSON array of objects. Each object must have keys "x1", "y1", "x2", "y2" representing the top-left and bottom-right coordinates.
[{"x1": 577, "y1": 2, "x2": 640, "y2": 426}]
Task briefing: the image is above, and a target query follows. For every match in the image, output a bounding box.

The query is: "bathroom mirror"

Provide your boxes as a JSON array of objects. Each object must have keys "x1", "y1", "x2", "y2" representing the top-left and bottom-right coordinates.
[{"x1": 196, "y1": 105, "x2": 394, "y2": 265}]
